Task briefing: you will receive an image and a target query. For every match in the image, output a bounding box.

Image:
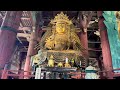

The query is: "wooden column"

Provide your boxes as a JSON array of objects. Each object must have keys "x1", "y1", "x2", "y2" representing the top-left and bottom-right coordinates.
[
  {"x1": 78, "y1": 11, "x2": 91, "y2": 64},
  {"x1": 24, "y1": 27, "x2": 38, "y2": 79},
  {"x1": 0, "y1": 11, "x2": 22, "y2": 70},
  {"x1": 24, "y1": 12, "x2": 42, "y2": 79},
  {"x1": 97, "y1": 11, "x2": 113, "y2": 79},
  {"x1": 79, "y1": 32, "x2": 88, "y2": 58}
]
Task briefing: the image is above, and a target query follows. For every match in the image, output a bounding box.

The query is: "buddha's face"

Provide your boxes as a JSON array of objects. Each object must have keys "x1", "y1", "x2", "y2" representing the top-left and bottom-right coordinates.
[{"x1": 56, "y1": 23, "x2": 65, "y2": 34}]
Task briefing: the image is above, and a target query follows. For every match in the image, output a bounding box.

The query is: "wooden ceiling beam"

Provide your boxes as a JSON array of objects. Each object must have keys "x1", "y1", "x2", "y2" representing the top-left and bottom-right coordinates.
[
  {"x1": 18, "y1": 27, "x2": 32, "y2": 31},
  {"x1": 88, "y1": 48, "x2": 102, "y2": 51},
  {"x1": 17, "y1": 33, "x2": 31, "y2": 38}
]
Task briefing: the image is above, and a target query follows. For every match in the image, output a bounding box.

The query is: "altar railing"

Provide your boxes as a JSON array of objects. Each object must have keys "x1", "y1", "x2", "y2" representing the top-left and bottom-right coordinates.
[
  {"x1": 0, "y1": 70, "x2": 35, "y2": 79},
  {"x1": 0, "y1": 69, "x2": 86, "y2": 79},
  {"x1": 0, "y1": 68, "x2": 120, "y2": 79}
]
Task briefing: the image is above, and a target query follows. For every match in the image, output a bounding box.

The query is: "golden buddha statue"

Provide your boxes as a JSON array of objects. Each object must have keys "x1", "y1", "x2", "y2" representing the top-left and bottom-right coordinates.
[
  {"x1": 48, "y1": 55, "x2": 54, "y2": 67},
  {"x1": 36, "y1": 12, "x2": 84, "y2": 51}
]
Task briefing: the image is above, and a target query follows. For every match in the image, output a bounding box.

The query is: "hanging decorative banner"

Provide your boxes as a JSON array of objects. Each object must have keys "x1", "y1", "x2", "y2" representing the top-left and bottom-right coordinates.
[
  {"x1": 103, "y1": 11, "x2": 120, "y2": 72},
  {"x1": 35, "y1": 68, "x2": 41, "y2": 79}
]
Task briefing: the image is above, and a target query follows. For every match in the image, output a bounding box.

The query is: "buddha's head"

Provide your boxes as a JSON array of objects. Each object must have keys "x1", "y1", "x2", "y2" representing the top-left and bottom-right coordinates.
[
  {"x1": 56, "y1": 22, "x2": 66, "y2": 34},
  {"x1": 50, "y1": 12, "x2": 72, "y2": 34}
]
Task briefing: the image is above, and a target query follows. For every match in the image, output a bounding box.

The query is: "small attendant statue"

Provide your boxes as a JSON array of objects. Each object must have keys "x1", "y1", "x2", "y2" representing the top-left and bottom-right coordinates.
[{"x1": 47, "y1": 55, "x2": 54, "y2": 67}]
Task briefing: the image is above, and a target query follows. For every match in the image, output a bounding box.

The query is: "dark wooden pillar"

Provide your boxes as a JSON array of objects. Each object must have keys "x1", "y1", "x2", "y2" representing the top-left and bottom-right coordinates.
[
  {"x1": 0, "y1": 11, "x2": 22, "y2": 70},
  {"x1": 78, "y1": 11, "x2": 92, "y2": 65},
  {"x1": 97, "y1": 11, "x2": 113, "y2": 79},
  {"x1": 79, "y1": 32, "x2": 88, "y2": 58},
  {"x1": 24, "y1": 27, "x2": 38, "y2": 79},
  {"x1": 24, "y1": 12, "x2": 42, "y2": 79},
  {"x1": 78, "y1": 31, "x2": 89, "y2": 67}
]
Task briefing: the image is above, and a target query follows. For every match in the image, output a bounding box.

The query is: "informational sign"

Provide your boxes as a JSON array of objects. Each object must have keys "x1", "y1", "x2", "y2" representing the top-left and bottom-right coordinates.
[{"x1": 35, "y1": 68, "x2": 41, "y2": 79}]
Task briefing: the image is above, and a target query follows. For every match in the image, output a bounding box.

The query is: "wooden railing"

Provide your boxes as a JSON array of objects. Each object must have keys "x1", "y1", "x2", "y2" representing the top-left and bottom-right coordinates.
[
  {"x1": 0, "y1": 68, "x2": 120, "y2": 79},
  {"x1": 0, "y1": 70, "x2": 35, "y2": 79},
  {"x1": 0, "y1": 69, "x2": 86, "y2": 79}
]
